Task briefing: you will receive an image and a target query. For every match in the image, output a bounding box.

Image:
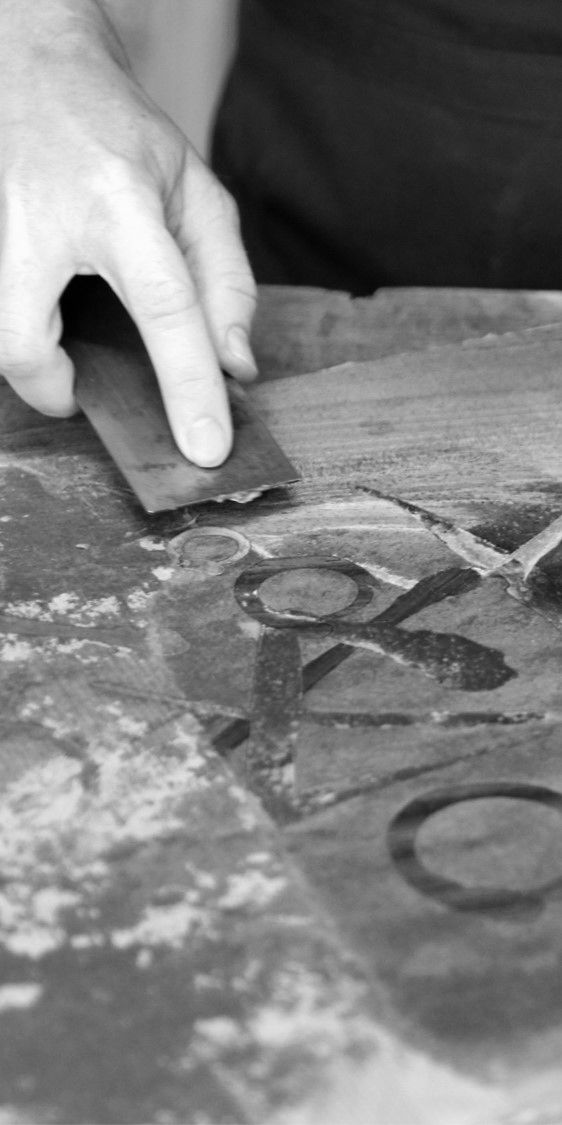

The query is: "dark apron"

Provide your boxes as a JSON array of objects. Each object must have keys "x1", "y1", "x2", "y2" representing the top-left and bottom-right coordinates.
[{"x1": 212, "y1": 0, "x2": 562, "y2": 292}]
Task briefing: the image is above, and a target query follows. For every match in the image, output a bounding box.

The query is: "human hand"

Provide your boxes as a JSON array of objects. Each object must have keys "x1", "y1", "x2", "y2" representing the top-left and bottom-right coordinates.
[{"x1": 0, "y1": 0, "x2": 257, "y2": 466}]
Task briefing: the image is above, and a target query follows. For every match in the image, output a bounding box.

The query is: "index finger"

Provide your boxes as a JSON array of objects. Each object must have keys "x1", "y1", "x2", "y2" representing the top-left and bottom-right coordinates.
[{"x1": 103, "y1": 210, "x2": 232, "y2": 468}]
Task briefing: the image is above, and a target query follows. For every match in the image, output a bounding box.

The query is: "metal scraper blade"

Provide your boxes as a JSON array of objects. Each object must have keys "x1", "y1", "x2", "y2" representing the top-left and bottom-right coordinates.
[{"x1": 69, "y1": 339, "x2": 300, "y2": 513}]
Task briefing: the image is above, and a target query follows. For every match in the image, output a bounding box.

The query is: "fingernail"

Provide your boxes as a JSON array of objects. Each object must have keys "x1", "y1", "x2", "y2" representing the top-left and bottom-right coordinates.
[
  {"x1": 226, "y1": 325, "x2": 258, "y2": 377},
  {"x1": 186, "y1": 417, "x2": 229, "y2": 467}
]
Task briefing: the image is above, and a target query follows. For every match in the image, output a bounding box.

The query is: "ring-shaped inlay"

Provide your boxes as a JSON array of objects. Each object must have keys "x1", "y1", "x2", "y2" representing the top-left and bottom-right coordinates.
[
  {"x1": 234, "y1": 555, "x2": 377, "y2": 628},
  {"x1": 168, "y1": 527, "x2": 251, "y2": 574},
  {"x1": 388, "y1": 782, "x2": 562, "y2": 920}
]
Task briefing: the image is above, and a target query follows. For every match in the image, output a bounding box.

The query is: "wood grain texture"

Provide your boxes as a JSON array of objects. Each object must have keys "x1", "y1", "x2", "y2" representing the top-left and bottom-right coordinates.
[{"x1": 252, "y1": 321, "x2": 562, "y2": 517}]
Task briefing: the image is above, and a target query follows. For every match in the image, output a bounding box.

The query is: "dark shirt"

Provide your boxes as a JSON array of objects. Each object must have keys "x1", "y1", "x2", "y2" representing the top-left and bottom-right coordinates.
[{"x1": 212, "y1": 0, "x2": 562, "y2": 292}]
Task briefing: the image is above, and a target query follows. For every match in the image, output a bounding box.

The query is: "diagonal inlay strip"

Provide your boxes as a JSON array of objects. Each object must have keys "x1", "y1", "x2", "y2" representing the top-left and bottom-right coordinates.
[{"x1": 358, "y1": 485, "x2": 562, "y2": 580}]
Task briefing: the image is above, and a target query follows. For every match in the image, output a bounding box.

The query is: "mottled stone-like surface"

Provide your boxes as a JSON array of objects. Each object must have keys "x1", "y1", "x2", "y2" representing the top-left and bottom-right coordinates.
[{"x1": 3, "y1": 284, "x2": 562, "y2": 1123}]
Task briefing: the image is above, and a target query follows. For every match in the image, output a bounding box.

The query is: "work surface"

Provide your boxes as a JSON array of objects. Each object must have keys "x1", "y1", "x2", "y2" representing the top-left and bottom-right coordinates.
[{"x1": 2, "y1": 284, "x2": 562, "y2": 1124}]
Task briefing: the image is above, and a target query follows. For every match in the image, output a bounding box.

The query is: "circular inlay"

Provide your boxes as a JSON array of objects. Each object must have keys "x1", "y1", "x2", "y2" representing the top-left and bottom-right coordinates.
[
  {"x1": 168, "y1": 527, "x2": 251, "y2": 574},
  {"x1": 388, "y1": 782, "x2": 562, "y2": 921},
  {"x1": 259, "y1": 569, "x2": 360, "y2": 618},
  {"x1": 234, "y1": 556, "x2": 377, "y2": 627}
]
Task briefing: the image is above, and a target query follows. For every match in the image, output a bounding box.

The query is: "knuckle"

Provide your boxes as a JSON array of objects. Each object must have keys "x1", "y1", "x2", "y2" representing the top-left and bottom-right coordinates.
[
  {"x1": 241, "y1": 272, "x2": 258, "y2": 305},
  {"x1": 135, "y1": 276, "x2": 198, "y2": 326},
  {"x1": 91, "y1": 155, "x2": 138, "y2": 199},
  {"x1": 221, "y1": 274, "x2": 258, "y2": 313},
  {"x1": 87, "y1": 156, "x2": 157, "y2": 224},
  {"x1": 164, "y1": 370, "x2": 210, "y2": 394},
  {"x1": 214, "y1": 253, "x2": 258, "y2": 301}
]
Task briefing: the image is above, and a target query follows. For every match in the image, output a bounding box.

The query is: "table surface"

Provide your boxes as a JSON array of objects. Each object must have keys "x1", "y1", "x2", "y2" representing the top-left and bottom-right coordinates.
[{"x1": 2, "y1": 283, "x2": 562, "y2": 1124}]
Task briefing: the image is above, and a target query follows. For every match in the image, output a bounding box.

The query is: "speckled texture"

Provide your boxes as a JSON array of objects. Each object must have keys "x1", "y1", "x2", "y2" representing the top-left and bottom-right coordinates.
[{"x1": 0, "y1": 455, "x2": 393, "y2": 1125}]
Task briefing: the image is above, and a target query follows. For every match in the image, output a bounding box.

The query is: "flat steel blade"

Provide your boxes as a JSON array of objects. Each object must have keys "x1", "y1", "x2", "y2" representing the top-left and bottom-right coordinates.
[{"x1": 70, "y1": 340, "x2": 300, "y2": 513}]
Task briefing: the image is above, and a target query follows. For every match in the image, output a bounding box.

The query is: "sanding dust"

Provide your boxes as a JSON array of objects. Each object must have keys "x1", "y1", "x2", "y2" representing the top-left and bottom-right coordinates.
[{"x1": 213, "y1": 487, "x2": 270, "y2": 504}]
